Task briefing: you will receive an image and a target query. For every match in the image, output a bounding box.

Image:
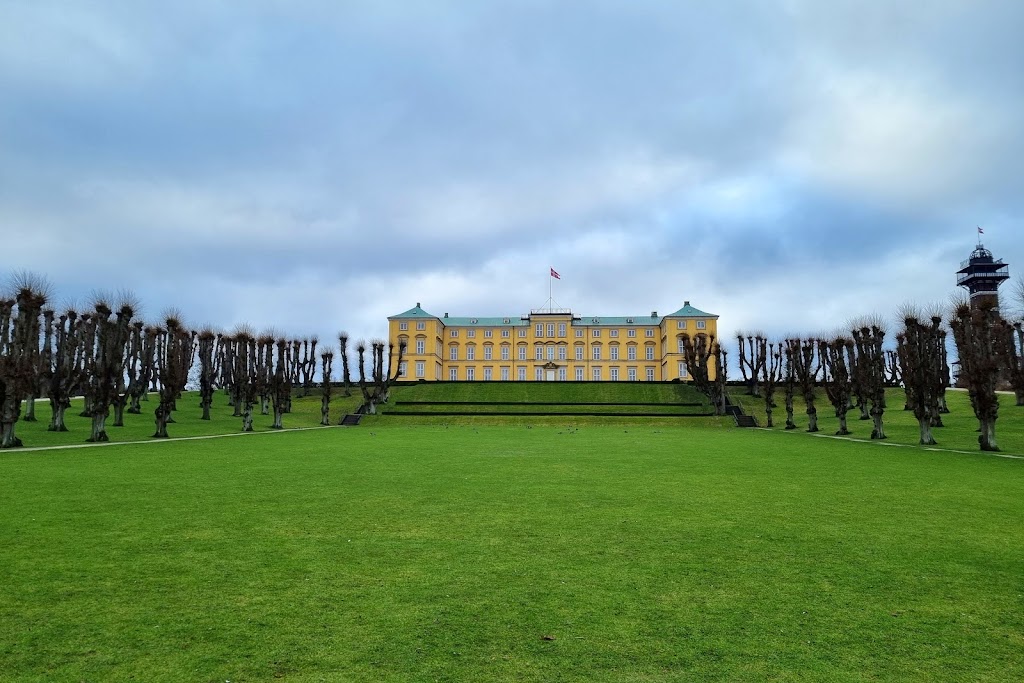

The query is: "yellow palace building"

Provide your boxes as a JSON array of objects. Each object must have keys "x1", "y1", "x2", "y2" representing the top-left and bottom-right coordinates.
[{"x1": 387, "y1": 301, "x2": 719, "y2": 382}]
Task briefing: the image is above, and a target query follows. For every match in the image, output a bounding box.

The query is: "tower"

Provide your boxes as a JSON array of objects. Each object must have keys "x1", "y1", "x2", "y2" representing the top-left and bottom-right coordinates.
[{"x1": 956, "y1": 242, "x2": 1010, "y2": 311}]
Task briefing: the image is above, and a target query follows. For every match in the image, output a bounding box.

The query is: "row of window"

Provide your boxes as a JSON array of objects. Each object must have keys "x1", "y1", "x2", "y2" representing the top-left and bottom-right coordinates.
[
  {"x1": 397, "y1": 362, "x2": 689, "y2": 380},
  {"x1": 437, "y1": 321, "x2": 707, "y2": 338},
  {"x1": 398, "y1": 321, "x2": 428, "y2": 331},
  {"x1": 400, "y1": 338, "x2": 698, "y2": 359}
]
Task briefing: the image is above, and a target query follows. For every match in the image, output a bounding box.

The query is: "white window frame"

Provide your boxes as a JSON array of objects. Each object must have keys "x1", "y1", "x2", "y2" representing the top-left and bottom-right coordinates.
[
  {"x1": 417, "y1": 321, "x2": 426, "y2": 330},
  {"x1": 610, "y1": 346, "x2": 619, "y2": 360},
  {"x1": 502, "y1": 329, "x2": 510, "y2": 338},
  {"x1": 547, "y1": 323, "x2": 555, "y2": 337},
  {"x1": 697, "y1": 320, "x2": 707, "y2": 329},
  {"x1": 399, "y1": 322, "x2": 408, "y2": 330},
  {"x1": 518, "y1": 367, "x2": 526, "y2": 381},
  {"x1": 646, "y1": 368, "x2": 655, "y2": 381},
  {"x1": 575, "y1": 367, "x2": 584, "y2": 381},
  {"x1": 535, "y1": 367, "x2": 543, "y2": 381},
  {"x1": 416, "y1": 340, "x2": 425, "y2": 354},
  {"x1": 449, "y1": 367, "x2": 458, "y2": 381},
  {"x1": 592, "y1": 367, "x2": 601, "y2": 381},
  {"x1": 558, "y1": 323, "x2": 566, "y2": 337},
  {"x1": 646, "y1": 328, "x2": 655, "y2": 337},
  {"x1": 467, "y1": 329, "x2": 475, "y2": 338},
  {"x1": 398, "y1": 361, "x2": 407, "y2": 377},
  {"x1": 467, "y1": 367, "x2": 475, "y2": 381},
  {"x1": 575, "y1": 329, "x2": 584, "y2": 338},
  {"x1": 536, "y1": 323, "x2": 543, "y2": 337},
  {"x1": 415, "y1": 361, "x2": 425, "y2": 378},
  {"x1": 628, "y1": 329, "x2": 637, "y2": 337},
  {"x1": 592, "y1": 347, "x2": 601, "y2": 361},
  {"x1": 449, "y1": 346, "x2": 458, "y2": 361},
  {"x1": 558, "y1": 346, "x2": 566, "y2": 360},
  {"x1": 450, "y1": 330, "x2": 459, "y2": 338},
  {"x1": 592, "y1": 329, "x2": 601, "y2": 338},
  {"x1": 535, "y1": 347, "x2": 544, "y2": 360},
  {"x1": 501, "y1": 346, "x2": 510, "y2": 361},
  {"x1": 628, "y1": 368, "x2": 637, "y2": 381},
  {"x1": 547, "y1": 346, "x2": 555, "y2": 360},
  {"x1": 646, "y1": 346, "x2": 655, "y2": 361},
  {"x1": 484, "y1": 367, "x2": 492, "y2": 381},
  {"x1": 558, "y1": 367, "x2": 566, "y2": 381},
  {"x1": 484, "y1": 329, "x2": 492, "y2": 338},
  {"x1": 466, "y1": 346, "x2": 475, "y2": 361},
  {"x1": 610, "y1": 367, "x2": 619, "y2": 381},
  {"x1": 628, "y1": 346, "x2": 637, "y2": 361},
  {"x1": 518, "y1": 346, "x2": 527, "y2": 361},
  {"x1": 575, "y1": 346, "x2": 584, "y2": 361},
  {"x1": 501, "y1": 367, "x2": 509, "y2": 381}
]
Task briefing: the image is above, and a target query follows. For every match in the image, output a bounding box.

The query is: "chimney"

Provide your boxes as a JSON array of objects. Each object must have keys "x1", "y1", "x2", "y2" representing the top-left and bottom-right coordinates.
[
  {"x1": 684, "y1": 301, "x2": 690, "y2": 306},
  {"x1": 416, "y1": 302, "x2": 421, "y2": 308},
  {"x1": 444, "y1": 313, "x2": 448, "y2": 318},
  {"x1": 651, "y1": 311, "x2": 657, "y2": 317}
]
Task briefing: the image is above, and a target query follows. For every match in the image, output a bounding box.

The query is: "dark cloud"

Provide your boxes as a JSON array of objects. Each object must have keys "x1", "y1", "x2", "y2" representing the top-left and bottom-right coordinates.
[{"x1": 0, "y1": 0, "x2": 1021, "y2": 349}]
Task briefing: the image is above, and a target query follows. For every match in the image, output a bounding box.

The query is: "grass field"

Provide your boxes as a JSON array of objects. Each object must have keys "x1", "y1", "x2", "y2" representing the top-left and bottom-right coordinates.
[{"x1": 2, "y1": 386, "x2": 1024, "y2": 681}]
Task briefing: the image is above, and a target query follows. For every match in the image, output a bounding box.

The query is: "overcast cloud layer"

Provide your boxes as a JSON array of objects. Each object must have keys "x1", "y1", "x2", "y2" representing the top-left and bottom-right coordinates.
[{"x1": 2, "y1": 0, "x2": 1022, "y2": 351}]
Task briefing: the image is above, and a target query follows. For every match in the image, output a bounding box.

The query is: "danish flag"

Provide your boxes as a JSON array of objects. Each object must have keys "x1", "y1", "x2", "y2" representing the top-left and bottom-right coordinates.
[{"x1": 550, "y1": 267, "x2": 561, "y2": 279}]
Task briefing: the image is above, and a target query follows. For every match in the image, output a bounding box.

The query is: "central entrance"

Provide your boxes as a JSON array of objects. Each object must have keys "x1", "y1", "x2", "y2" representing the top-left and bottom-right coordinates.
[{"x1": 545, "y1": 369, "x2": 555, "y2": 381}]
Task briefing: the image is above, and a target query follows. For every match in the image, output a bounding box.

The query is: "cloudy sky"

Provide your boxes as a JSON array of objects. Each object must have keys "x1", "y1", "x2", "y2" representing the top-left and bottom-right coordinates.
[{"x1": 2, "y1": 0, "x2": 1022, "y2": 352}]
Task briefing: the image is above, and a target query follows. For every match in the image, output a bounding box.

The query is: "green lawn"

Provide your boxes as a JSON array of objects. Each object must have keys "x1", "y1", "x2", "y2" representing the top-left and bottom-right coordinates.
[
  {"x1": 6, "y1": 390, "x2": 363, "y2": 450},
  {"x1": 731, "y1": 387, "x2": 1024, "y2": 456},
  {"x1": 2, "y1": 421, "x2": 1023, "y2": 681}
]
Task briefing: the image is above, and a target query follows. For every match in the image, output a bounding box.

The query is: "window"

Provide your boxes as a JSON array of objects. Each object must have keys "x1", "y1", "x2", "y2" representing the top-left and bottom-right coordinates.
[
  {"x1": 610, "y1": 346, "x2": 619, "y2": 360},
  {"x1": 558, "y1": 323, "x2": 566, "y2": 337},
  {"x1": 677, "y1": 338, "x2": 685, "y2": 354},
  {"x1": 697, "y1": 320, "x2": 707, "y2": 329},
  {"x1": 558, "y1": 367, "x2": 566, "y2": 381},
  {"x1": 592, "y1": 367, "x2": 601, "y2": 381},
  {"x1": 558, "y1": 346, "x2": 566, "y2": 360},
  {"x1": 575, "y1": 329, "x2": 584, "y2": 338},
  {"x1": 399, "y1": 322, "x2": 408, "y2": 330},
  {"x1": 535, "y1": 367, "x2": 543, "y2": 381},
  {"x1": 501, "y1": 346, "x2": 510, "y2": 361},
  {"x1": 502, "y1": 329, "x2": 510, "y2": 338},
  {"x1": 609, "y1": 329, "x2": 618, "y2": 337},
  {"x1": 646, "y1": 346, "x2": 655, "y2": 361},
  {"x1": 628, "y1": 329, "x2": 637, "y2": 337},
  {"x1": 398, "y1": 361, "x2": 407, "y2": 377},
  {"x1": 416, "y1": 361, "x2": 425, "y2": 378},
  {"x1": 417, "y1": 321, "x2": 426, "y2": 330},
  {"x1": 416, "y1": 340, "x2": 425, "y2": 354},
  {"x1": 467, "y1": 367, "x2": 475, "y2": 381},
  {"x1": 592, "y1": 329, "x2": 601, "y2": 338},
  {"x1": 610, "y1": 367, "x2": 619, "y2": 381},
  {"x1": 450, "y1": 330, "x2": 459, "y2": 338},
  {"x1": 449, "y1": 346, "x2": 458, "y2": 360},
  {"x1": 466, "y1": 346, "x2": 475, "y2": 361},
  {"x1": 518, "y1": 367, "x2": 526, "y2": 381},
  {"x1": 535, "y1": 347, "x2": 544, "y2": 360},
  {"x1": 628, "y1": 346, "x2": 637, "y2": 360},
  {"x1": 467, "y1": 329, "x2": 475, "y2": 338},
  {"x1": 547, "y1": 346, "x2": 555, "y2": 360},
  {"x1": 592, "y1": 347, "x2": 601, "y2": 361},
  {"x1": 628, "y1": 368, "x2": 637, "y2": 381},
  {"x1": 484, "y1": 367, "x2": 492, "y2": 381},
  {"x1": 575, "y1": 367, "x2": 584, "y2": 381},
  {"x1": 484, "y1": 346, "x2": 492, "y2": 360},
  {"x1": 519, "y1": 329, "x2": 527, "y2": 338},
  {"x1": 677, "y1": 320, "x2": 686, "y2": 329},
  {"x1": 450, "y1": 367, "x2": 458, "y2": 381},
  {"x1": 536, "y1": 323, "x2": 543, "y2": 337},
  {"x1": 678, "y1": 362, "x2": 688, "y2": 377},
  {"x1": 575, "y1": 346, "x2": 584, "y2": 361},
  {"x1": 547, "y1": 323, "x2": 555, "y2": 337},
  {"x1": 518, "y1": 346, "x2": 527, "y2": 361},
  {"x1": 646, "y1": 329, "x2": 654, "y2": 337},
  {"x1": 501, "y1": 367, "x2": 509, "y2": 381},
  {"x1": 646, "y1": 368, "x2": 655, "y2": 381},
  {"x1": 484, "y1": 329, "x2": 492, "y2": 338}
]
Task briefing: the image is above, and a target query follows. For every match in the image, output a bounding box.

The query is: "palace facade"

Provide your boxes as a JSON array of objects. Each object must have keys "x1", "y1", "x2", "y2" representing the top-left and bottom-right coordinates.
[{"x1": 387, "y1": 302, "x2": 719, "y2": 382}]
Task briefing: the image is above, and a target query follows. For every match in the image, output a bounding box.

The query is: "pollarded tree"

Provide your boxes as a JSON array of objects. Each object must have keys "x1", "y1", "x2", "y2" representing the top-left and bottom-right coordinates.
[
  {"x1": 196, "y1": 328, "x2": 217, "y2": 420},
  {"x1": 0, "y1": 274, "x2": 51, "y2": 448},
  {"x1": 820, "y1": 336, "x2": 855, "y2": 435},
  {"x1": 152, "y1": 313, "x2": 195, "y2": 439},
  {"x1": 47, "y1": 307, "x2": 86, "y2": 432},
  {"x1": 852, "y1": 323, "x2": 888, "y2": 440},
  {"x1": 338, "y1": 332, "x2": 352, "y2": 398},
  {"x1": 883, "y1": 349, "x2": 902, "y2": 387},
  {"x1": 782, "y1": 341, "x2": 797, "y2": 430},
  {"x1": 787, "y1": 337, "x2": 821, "y2": 433},
  {"x1": 758, "y1": 338, "x2": 783, "y2": 427},
  {"x1": 950, "y1": 300, "x2": 1010, "y2": 451},
  {"x1": 298, "y1": 336, "x2": 318, "y2": 397},
  {"x1": 232, "y1": 328, "x2": 258, "y2": 432},
  {"x1": 320, "y1": 348, "x2": 334, "y2": 426},
  {"x1": 736, "y1": 331, "x2": 766, "y2": 397},
  {"x1": 680, "y1": 332, "x2": 727, "y2": 416},
  {"x1": 25, "y1": 307, "x2": 55, "y2": 423},
  {"x1": 270, "y1": 338, "x2": 293, "y2": 429},
  {"x1": 1006, "y1": 321, "x2": 1024, "y2": 406},
  {"x1": 83, "y1": 298, "x2": 135, "y2": 443},
  {"x1": 896, "y1": 311, "x2": 945, "y2": 446},
  {"x1": 356, "y1": 338, "x2": 407, "y2": 414},
  {"x1": 256, "y1": 333, "x2": 276, "y2": 416}
]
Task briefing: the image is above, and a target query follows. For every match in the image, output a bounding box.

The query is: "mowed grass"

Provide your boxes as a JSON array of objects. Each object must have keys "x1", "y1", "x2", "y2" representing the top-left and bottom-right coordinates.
[
  {"x1": 7, "y1": 390, "x2": 363, "y2": 449},
  {"x1": 732, "y1": 388, "x2": 1024, "y2": 456},
  {"x1": 2, "y1": 424, "x2": 1024, "y2": 681}
]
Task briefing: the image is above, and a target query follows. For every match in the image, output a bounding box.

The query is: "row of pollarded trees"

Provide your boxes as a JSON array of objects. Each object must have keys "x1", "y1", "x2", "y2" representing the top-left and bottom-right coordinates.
[
  {"x1": 730, "y1": 296, "x2": 1024, "y2": 452},
  {"x1": 0, "y1": 273, "x2": 408, "y2": 448}
]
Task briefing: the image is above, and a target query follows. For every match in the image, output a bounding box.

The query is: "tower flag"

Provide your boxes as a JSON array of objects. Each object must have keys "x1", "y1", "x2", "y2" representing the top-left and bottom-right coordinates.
[
  {"x1": 550, "y1": 267, "x2": 560, "y2": 280},
  {"x1": 978, "y1": 226, "x2": 984, "y2": 234}
]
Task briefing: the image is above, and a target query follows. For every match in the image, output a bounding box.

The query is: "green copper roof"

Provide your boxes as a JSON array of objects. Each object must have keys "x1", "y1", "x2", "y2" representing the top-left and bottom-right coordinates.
[
  {"x1": 388, "y1": 304, "x2": 437, "y2": 319},
  {"x1": 666, "y1": 302, "x2": 717, "y2": 318},
  {"x1": 570, "y1": 316, "x2": 661, "y2": 326},
  {"x1": 443, "y1": 316, "x2": 528, "y2": 326}
]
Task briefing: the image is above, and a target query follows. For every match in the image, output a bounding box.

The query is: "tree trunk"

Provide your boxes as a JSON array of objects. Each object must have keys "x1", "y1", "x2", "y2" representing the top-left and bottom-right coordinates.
[
  {"x1": 112, "y1": 396, "x2": 127, "y2": 427},
  {"x1": 128, "y1": 394, "x2": 142, "y2": 414},
  {"x1": 917, "y1": 418, "x2": 936, "y2": 446},
  {"x1": 153, "y1": 403, "x2": 169, "y2": 438},
  {"x1": 978, "y1": 418, "x2": 999, "y2": 451},
  {"x1": 1015, "y1": 390, "x2": 1024, "y2": 407},
  {"x1": 320, "y1": 395, "x2": 330, "y2": 426},
  {"x1": 784, "y1": 393, "x2": 796, "y2": 430},
  {"x1": 272, "y1": 407, "x2": 284, "y2": 429},
  {"x1": 835, "y1": 409, "x2": 849, "y2": 436},
  {"x1": 201, "y1": 397, "x2": 211, "y2": 420},
  {"x1": 261, "y1": 396, "x2": 270, "y2": 415},
  {"x1": 242, "y1": 404, "x2": 254, "y2": 432},
  {"x1": 765, "y1": 406, "x2": 774, "y2": 428},
  {"x1": 88, "y1": 413, "x2": 109, "y2": 443},
  {"x1": 0, "y1": 421, "x2": 22, "y2": 448},
  {"x1": 858, "y1": 401, "x2": 870, "y2": 420},
  {"x1": 48, "y1": 401, "x2": 69, "y2": 432},
  {"x1": 23, "y1": 394, "x2": 37, "y2": 422},
  {"x1": 870, "y1": 406, "x2": 886, "y2": 440},
  {"x1": 806, "y1": 405, "x2": 818, "y2": 433}
]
